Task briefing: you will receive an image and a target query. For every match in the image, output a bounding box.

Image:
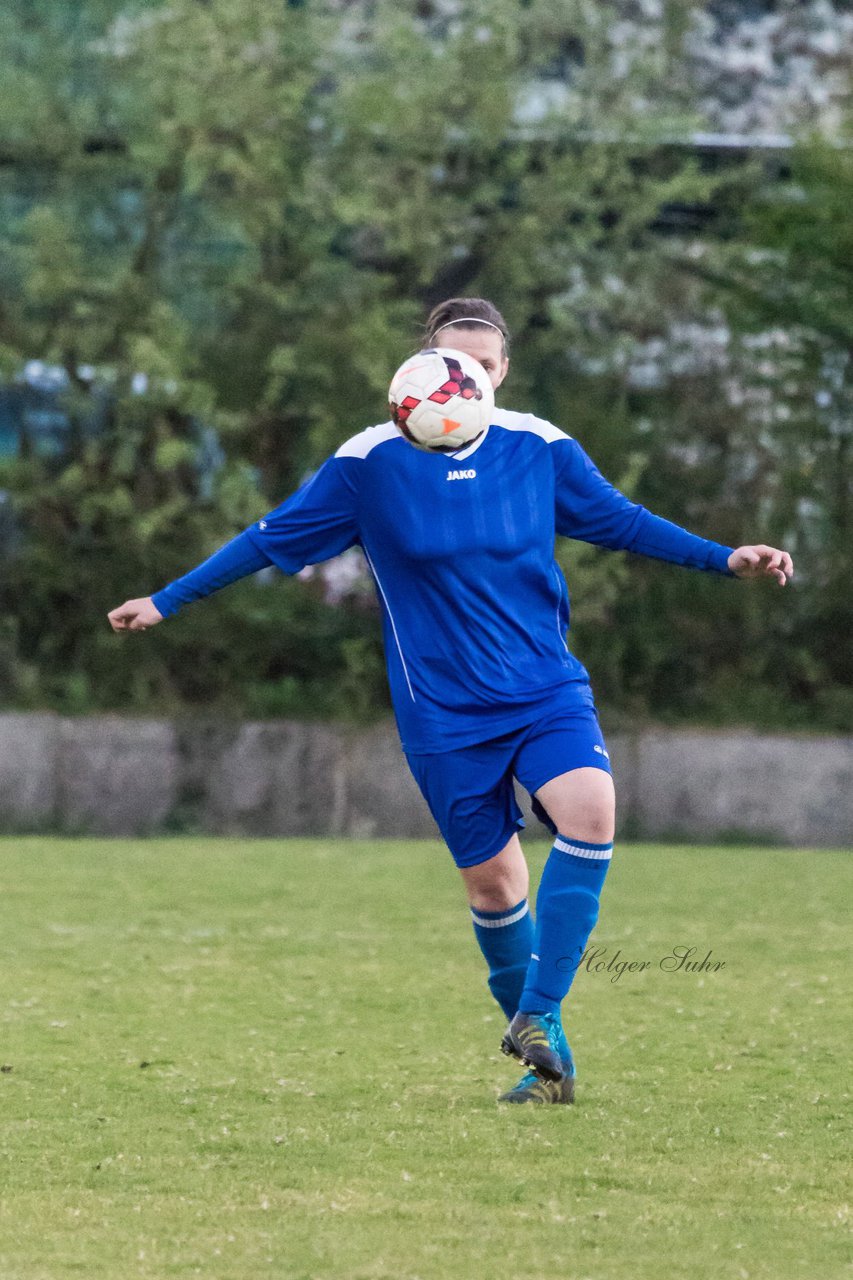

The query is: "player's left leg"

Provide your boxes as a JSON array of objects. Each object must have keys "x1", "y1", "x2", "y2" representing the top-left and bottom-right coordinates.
[
  {"x1": 518, "y1": 766, "x2": 614, "y2": 1022},
  {"x1": 504, "y1": 712, "x2": 615, "y2": 1086},
  {"x1": 406, "y1": 728, "x2": 596, "y2": 1105}
]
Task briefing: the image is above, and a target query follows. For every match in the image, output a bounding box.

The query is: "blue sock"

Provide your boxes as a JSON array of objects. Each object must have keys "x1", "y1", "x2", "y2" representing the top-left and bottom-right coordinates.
[
  {"x1": 470, "y1": 898, "x2": 534, "y2": 1020},
  {"x1": 519, "y1": 836, "x2": 612, "y2": 1016}
]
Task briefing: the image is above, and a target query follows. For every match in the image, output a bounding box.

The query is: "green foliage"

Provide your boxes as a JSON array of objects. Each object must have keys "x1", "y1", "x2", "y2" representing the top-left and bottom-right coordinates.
[
  {"x1": 654, "y1": 139, "x2": 853, "y2": 725},
  {"x1": 0, "y1": 2, "x2": 848, "y2": 726}
]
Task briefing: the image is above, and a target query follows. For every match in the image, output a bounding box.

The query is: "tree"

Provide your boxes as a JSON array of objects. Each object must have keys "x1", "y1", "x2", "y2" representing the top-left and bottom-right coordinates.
[
  {"x1": 2, "y1": 0, "x2": 845, "y2": 727},
  {"x1": 660, "y1": 138, "x2": 853, "y2": 726}
]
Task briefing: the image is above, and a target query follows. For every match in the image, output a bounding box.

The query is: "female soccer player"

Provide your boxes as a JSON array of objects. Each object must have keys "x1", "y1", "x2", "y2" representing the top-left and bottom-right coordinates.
[{"x1": 108, "y1": 298, "x2": 793, "y2": 1105}]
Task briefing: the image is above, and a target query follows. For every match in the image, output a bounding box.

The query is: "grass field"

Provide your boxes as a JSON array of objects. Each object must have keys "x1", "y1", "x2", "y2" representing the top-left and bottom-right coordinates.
[{"x1": 0, "y1": 837, "x2": 849, "y2": 1280}]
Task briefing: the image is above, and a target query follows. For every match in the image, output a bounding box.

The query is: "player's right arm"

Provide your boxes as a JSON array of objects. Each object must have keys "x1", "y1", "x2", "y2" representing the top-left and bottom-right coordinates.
[
  {"x1": 108, "y1": 596, "x2": 167, "y2": 632},
  {"x1": 107, "y1": 531, "x2": 269, "y2": 632},
  {"x1": 107, "y1": 455, "x2": 361, "y2": 633}
]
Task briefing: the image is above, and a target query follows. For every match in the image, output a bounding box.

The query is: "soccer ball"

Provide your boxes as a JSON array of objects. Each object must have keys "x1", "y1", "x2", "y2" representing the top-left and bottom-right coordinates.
[{"x1": 389, "y1": 347, "x2": 495, "y2": 453}]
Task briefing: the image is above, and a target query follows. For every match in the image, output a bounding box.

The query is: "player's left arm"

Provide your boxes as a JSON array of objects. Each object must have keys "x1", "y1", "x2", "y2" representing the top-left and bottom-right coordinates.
[
  {"x1": 725, "y1": 544, "x2": 793, "y2": 586},
  {"x1": 553, "y1": 437, "x2": 793, "y2": 584}
]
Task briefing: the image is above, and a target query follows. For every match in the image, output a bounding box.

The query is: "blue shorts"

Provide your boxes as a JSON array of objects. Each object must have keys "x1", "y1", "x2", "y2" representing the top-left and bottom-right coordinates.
[{"x1": 406, "y1": 705, "x2": 611, "y2": 868}]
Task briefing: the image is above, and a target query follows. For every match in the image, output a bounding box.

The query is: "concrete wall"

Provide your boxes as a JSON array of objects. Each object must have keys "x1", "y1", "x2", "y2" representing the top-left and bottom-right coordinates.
[{"x1": 0, "y1": 713, "x2": 850, "y2": 846}]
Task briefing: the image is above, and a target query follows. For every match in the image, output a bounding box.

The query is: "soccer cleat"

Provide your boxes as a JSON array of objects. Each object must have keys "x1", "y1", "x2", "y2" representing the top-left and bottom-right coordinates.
[
  {"x1": 498, "y1": 1069, "x2": 575, "y2": 1105},
  {"x1": 500, "y1": 1010, "x2": 571, "y2": 1082}
]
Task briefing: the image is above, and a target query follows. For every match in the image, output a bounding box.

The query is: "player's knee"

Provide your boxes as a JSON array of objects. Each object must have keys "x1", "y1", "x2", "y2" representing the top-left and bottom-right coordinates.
[
  {"x1": 468, "y1": 877, "x2": 526, "y2": 912},
  {"x1": 537, "y1": 771, "x2": 615, "y2": 844},
  {"x1": 552, "y1": 806, "x2": 613, "y2": 845},
  {"x1": 464, "y1": 860, "x2": 528, "y2": 911},
  {"x1": 582, "y1": 807, "x2": 615, "y2": 844},
  {"x1": 461, "y1": 834, "x2": 529, "y2": 911}
]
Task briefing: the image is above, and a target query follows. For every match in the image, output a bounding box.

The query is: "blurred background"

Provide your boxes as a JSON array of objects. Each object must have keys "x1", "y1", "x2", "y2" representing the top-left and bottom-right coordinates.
[{"x1": 0, "y1": 0, "x2": 850, "y2": 740}]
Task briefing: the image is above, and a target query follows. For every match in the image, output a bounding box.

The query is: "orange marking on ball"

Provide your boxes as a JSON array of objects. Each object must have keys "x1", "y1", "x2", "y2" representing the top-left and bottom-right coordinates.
[{"x1": 442, "y1": 417, "x2": 461, "y2": 434}]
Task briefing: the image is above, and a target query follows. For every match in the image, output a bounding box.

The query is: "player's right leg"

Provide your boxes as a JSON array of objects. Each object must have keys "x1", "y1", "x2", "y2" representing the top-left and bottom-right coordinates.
[
  {"x1": 459, "y1": 837, "x2": 575, "y2": 1103},
  {"x1": 458, "y1": 833, "x2": 531, "y2": 1021},
  {"x1": 406, "y1": 741, "x2": 534, "y2": 1024}
]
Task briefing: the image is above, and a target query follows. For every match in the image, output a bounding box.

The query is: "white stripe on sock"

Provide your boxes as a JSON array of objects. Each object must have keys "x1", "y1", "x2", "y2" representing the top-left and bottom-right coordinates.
[
  {"x1": 554, "y1": 837, "x2": 613, "y2": 861},
  {"x1": 470, "y1": 901, "x2": 530, "y2": 929}
]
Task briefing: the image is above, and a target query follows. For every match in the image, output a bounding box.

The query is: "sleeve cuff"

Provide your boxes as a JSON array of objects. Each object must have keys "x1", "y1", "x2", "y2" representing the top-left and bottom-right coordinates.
[
  {"x1": 709, "y1": 544, "x2": 735, "y2": 576},
  {"x1": 151, "y1": 587, "x2": 179, "y2": 618}
]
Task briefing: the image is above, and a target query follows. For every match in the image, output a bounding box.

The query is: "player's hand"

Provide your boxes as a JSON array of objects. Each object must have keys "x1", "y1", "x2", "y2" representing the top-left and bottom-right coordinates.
[
  {"x1": 107, "y1": 597, "x2": 164, "y2": 632},
  {"x1": 727, "y1": 545, "x2": 794, "y2": 587}
]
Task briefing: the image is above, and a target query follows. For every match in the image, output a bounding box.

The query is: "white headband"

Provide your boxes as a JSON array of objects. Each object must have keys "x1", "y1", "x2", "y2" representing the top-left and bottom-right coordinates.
[{"x1": 433, "y1": 318, "x2": 503, "y2": 337}]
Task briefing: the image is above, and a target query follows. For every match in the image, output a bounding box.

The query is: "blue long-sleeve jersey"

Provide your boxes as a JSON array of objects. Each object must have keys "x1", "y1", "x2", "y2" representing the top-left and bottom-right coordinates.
[{"x1": 153, "y1": 409, "x2": 733, "y2": 753}]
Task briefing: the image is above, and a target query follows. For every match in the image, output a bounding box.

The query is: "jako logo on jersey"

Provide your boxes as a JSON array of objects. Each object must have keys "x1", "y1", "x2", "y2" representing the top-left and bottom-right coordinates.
[{"x1": 446, "y1": 469, "x2": 477, "y2": 481}]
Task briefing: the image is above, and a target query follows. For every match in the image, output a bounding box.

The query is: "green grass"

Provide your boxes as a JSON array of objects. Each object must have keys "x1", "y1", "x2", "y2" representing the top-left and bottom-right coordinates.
[{"x1": 0, "y1": 838, "x2": 849, "y2": 1280}]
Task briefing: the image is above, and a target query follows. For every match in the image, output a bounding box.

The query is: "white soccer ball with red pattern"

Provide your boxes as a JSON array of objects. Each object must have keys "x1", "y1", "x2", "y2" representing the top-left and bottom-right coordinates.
[{"x1": 389, "y1": 347, "x2": 494, "y2": 453}]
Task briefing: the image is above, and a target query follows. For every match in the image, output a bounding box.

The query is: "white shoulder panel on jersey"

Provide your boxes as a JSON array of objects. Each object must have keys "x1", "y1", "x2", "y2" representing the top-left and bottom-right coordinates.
[
  {"x1": 335, "y1": 421, "x2": 401, "y2": 460},
  {"x1": 491, "y1": 407, "x2": 571, "y2": 444}
]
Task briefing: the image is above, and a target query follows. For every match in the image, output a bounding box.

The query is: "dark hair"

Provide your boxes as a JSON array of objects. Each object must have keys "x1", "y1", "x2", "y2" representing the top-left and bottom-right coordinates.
[{"x1": 425, "y1": 297, "x2": 510, "y2": 356}]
